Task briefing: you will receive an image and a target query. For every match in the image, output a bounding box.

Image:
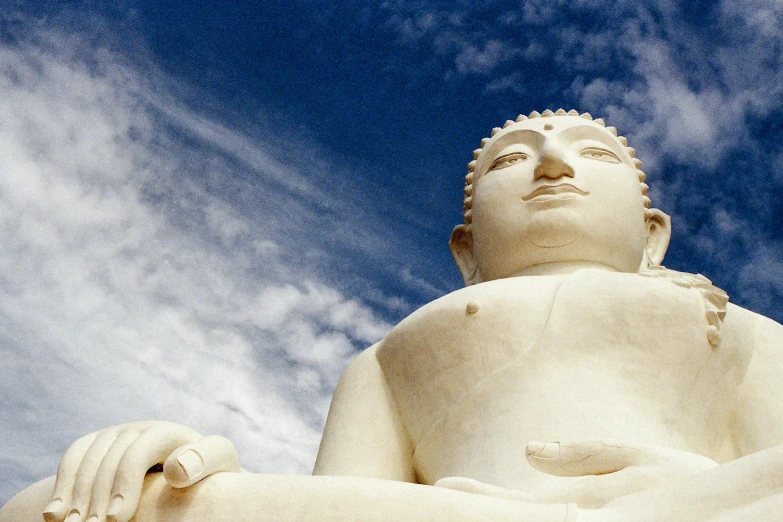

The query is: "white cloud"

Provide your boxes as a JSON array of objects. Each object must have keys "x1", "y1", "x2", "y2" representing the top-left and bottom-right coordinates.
[
  {"x1": 379, "y1": 1, "x2": 783, "y2": 325},
  {"x1": 399, "y1": 266, "x2": 445, "y2": 300},
  {"x1": 571, "y1": 2, "x2": 783, "y2": 172},
  {"x1": 738, "y1": 245, "x2": 783, "y2": 313},
  {"x1": 384, "y1": 1, "x2": 783, "y2": 177},
  {"x1": 721, "y1": 0, "x2": 783, "y2": 37},
  {"x1": 0, "y1": 27, "x2": 395, "y2": 503},
  {"x1": 455, "y1": 40, "x2": 515, "y2": 75},
  {"x1": 382, "y1": 4, "x2": 518, "y2": 77}
]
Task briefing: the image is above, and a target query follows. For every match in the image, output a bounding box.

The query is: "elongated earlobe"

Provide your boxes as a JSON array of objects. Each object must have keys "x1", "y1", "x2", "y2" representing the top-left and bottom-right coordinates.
[
  {"x1": 643, "y1": 209, "x2": 671, "y2": 267},
  {"x1": 449, "y1": 225, "x2": 482, "y2": 286}
]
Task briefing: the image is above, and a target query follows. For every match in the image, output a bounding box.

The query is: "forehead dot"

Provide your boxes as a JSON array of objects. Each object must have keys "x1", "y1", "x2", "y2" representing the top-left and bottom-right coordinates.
[{"x1": 543, "y1": 123, "x2": 554, "y2": 131}]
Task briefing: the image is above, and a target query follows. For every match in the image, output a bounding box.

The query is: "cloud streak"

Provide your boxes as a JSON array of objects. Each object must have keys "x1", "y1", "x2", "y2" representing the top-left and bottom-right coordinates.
[
  {"x1": 380, "y1": 0, "x2": 783, "y2": 322},
  {"x1": 0, "y1": 25, "x2": 397, "y2": 503},
  {"x1": 4, "y1": 0, "x2": 783, "y2": 506}
]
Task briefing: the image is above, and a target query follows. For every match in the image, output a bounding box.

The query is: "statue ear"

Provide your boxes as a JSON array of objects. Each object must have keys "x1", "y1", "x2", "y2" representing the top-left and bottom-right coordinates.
[
  {"x1": 450, "y1": 224, "x2": 482, "y2": 286},
  {"x1": 643, "y1": 208, "x2": 671, "y2": 267}
]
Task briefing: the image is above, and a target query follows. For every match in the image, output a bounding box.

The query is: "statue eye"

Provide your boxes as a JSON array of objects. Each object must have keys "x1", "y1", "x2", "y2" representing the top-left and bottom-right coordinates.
[
  {"x1": 488, "y1": 152, "x2": 529, "y2": 171},
  {"x1": 579, "y1": 147, "x2": 621, "y2": 163}
]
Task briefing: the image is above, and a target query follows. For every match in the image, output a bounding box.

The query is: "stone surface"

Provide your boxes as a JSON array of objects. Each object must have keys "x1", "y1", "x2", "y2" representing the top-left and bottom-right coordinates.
[{"x1": 4, "y1": 111, "x2": 783, "y2": 521}]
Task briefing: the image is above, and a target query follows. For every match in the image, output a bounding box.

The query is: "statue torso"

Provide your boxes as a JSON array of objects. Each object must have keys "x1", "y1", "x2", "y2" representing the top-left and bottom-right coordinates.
[{"x1": 376, "y1": 269, "x2": 755, "y2": 489}]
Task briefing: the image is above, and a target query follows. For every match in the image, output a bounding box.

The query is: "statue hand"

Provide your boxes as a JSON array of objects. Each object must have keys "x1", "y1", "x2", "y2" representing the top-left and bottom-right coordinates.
[
  {"x1": 436, "y1": 439, "x2": 717, "y2": 509},
  {"x1": 522, "y1": 439, "x2": 718, "y2": 507},
  {"x1": 42, "y1": 421, "x2": 241, "y2": 522}
]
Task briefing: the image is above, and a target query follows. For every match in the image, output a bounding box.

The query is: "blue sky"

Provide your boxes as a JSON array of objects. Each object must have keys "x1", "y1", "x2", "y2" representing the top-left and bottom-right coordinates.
[{"x1": 2, "y1": 0, "x2": 783, "y2": 504}]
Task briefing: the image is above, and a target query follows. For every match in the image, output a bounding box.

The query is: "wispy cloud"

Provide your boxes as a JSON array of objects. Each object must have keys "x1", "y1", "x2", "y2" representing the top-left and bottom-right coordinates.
[
  {"x1": 382, "y1": 3, "x2": 514, "y2": 77},
  {"x1": 380, "y1": 0, "x2": 783, "y2": 321},
  {"x1": 0, "y1": 23, "x2": 399, "y2": 502},
  {"x1": 382, "y1": 1, "x2": 782, "y2": 167},
  {"x1": 5, "y1": 0, "x2": 783, "y2": 506},
  {"x1": 565, "y1": 1, "x2": 783, "y2": 316},
  {"x1": 454, "y1": 40, "x2": 517, "y2": 75}
]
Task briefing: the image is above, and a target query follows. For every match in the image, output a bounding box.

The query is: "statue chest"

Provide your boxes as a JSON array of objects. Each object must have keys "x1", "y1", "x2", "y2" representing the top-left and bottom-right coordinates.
[{"x1": 376, "y1": 270, "x2": 750, "y2": 487}]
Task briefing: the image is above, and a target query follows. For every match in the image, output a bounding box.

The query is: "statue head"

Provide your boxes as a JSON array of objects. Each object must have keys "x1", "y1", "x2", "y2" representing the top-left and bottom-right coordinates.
[{"x1": 450, "y1": 109, "x2": 671, "y2": 286}]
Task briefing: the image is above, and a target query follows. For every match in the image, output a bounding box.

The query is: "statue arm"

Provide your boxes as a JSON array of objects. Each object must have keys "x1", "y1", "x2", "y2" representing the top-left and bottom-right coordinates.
[
  {"x1": 732, "y1": 313, "x2": 783, "y2": 455},
  {"x1": 4, "y1": 343, "x2": 581, "y2": 522},
  {"x1": 313, "y1": 342, "x2": 417, "y2": 482}
]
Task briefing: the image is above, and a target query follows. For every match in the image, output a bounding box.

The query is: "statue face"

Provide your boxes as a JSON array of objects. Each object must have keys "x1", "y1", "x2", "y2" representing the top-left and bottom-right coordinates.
[{"x1": 467, "y1": 116, "x2": 649, "y2": 281}]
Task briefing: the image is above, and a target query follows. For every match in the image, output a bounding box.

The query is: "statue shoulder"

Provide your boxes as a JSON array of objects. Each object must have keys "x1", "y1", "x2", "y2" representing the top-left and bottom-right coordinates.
[
  {"x1": 723, "y1": 301, "x2": 783, "y2": 349},
  {"x1": 727, "y1": 303, "x2": 783, "y2": 454},
  {"x1": 636, "y1": 265, "x2": 783, "y2": 352}
]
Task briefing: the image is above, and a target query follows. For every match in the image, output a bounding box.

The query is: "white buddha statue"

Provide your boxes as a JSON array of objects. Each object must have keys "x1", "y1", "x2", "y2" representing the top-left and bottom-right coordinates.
[{"x1": 4, "y1": 109, "x2": 783, "y2": 522}]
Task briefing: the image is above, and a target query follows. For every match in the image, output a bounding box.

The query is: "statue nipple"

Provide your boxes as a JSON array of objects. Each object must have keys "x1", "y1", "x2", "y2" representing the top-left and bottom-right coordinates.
[{"x1": 466, "y1": 301, "x2": 480, "y2": 314}]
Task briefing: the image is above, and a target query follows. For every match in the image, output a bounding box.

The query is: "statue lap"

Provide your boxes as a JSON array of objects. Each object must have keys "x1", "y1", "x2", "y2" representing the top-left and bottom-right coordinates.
[
  {"x1": 0, "y1": 473, "x2": 569, "y2": 522},
  {"x1": 7, "y1": 445, "x2": 783, "y2": 521}
]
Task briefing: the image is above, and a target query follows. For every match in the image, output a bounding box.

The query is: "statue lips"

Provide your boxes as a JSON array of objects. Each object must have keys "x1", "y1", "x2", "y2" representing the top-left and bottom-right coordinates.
[{"x1": 521, "y1": 183, "x2": 589, "y2": 201}]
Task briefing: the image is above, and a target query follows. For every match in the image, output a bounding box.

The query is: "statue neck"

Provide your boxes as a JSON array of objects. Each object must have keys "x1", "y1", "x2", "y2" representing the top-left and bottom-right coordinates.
[{"x1": 510, "y1": 261, "x2": 622, "y2": 277}]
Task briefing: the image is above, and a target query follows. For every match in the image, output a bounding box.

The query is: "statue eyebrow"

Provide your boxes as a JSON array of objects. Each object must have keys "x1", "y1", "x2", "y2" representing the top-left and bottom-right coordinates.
[
  {"x1": 482, "y1": 130, "x2": 543, "y2": 165},
  {"x1": 558, "y1": 125, "x2": 626, "y2": 155}
]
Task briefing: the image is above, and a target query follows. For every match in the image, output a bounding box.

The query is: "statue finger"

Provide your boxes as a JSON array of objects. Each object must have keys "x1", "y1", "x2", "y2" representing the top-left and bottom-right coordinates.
[
  {"x1": 85, "y1": 429, "x2": 144, "y2": 522},
  {"x1": 105, "y1": 422, "x2": 201, "y2": 522},
  {"x1": 526, "y1": 473, "x2": 634, "y2": 508},
  {"x1": 163, "y1": 435, "x2": 241, "y2": 488},
  {"x1": 434, "y1": 476, "x2": 529, "y2": 501},
  {"x1": 61, "y1": 429, "x2": 122, "y2": 522},
  {"x1": 44, "y1": 431, "x2": 99, "y2": 522},
  {"x1": 527, "y1": 463, "x2": 714, "y2": 508},
  {"x1": 526, "y1": 440, "x2": 644, "y2": 477},
  {"x1": 526, "y1": 440, "x2": 718, "y2": 478}
]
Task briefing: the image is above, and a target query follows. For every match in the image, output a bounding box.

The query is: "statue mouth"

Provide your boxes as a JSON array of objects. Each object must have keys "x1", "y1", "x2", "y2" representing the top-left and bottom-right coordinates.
[{"x1": 522, "y1": 183, "x2": 589, "y2": 201}]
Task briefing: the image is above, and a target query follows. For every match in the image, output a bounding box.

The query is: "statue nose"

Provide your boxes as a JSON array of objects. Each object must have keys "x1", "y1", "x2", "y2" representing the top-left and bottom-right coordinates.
[{"x1": 533, "y1": 151, "x2": 575, "y2": 180}]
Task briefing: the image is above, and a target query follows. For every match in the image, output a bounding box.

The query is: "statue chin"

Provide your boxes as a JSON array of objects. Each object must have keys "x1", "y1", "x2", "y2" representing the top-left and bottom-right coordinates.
[{"x1": 527, "y1": 211, "x2": 581, "y2": 248}]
